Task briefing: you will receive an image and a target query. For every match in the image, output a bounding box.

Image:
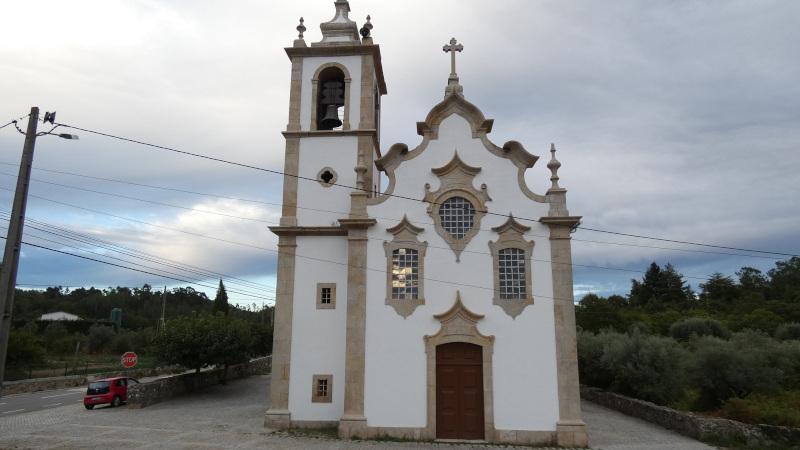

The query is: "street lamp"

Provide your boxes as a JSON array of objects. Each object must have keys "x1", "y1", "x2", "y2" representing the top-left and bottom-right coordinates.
[{"x1": 0, "y1": 107, "x2": 79, "y2": 394}]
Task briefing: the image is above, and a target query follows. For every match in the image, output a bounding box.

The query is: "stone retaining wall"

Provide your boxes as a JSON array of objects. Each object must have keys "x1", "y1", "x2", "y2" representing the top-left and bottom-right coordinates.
[
  {"x1": 580, "y1": 385, "x2": 800, "y2": 448},
  {"x1": 127, "y1": 356, "x2": 271, "y2": 409},
  {"x1": 2, "y1": 367, "x2": 169, "y2": 396}
]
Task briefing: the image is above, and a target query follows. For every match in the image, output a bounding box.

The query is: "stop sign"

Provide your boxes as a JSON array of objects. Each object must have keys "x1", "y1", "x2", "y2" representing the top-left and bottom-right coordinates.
[{"x1": 121, "y1": 352, "x2": 138, "y2": 369}]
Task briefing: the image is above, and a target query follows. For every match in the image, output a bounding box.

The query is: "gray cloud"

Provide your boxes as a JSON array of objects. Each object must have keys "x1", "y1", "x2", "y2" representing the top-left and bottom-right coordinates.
[{"x1": 1, "y1": 0, "x2": 798, "y2": 302}]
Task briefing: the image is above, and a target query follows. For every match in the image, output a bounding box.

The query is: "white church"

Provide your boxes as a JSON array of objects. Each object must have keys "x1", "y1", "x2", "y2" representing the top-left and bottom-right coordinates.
[{"x1": 265, "y1": 1, "x2": 587, "y2": 446}]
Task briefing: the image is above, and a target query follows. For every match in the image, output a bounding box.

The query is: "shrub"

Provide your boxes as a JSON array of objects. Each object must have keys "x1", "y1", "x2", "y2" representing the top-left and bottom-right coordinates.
[
  {"x1": 87, "y1": 325, "x2": 116, "y2": 353},
  {"x1": 775, "y1": 322, "x2": 800, "y2": 341},
  {"x1": 733, "y1": 308, "x2": 783, "y2": 333},
  {"x1": 719, "y1": 391, "x2": 800, "y2": 427},
  {"x1": 669, "y1": 317, "x2": 730, "y2": 341},
  {"x1": 690, "y1": 331, "x2": 797, "y2": 409},
  {"x1": 7, "y1": 329, "x2": 45, "y2": 367},
  {"x1": 110, "y1": 332, "x2": 134, "y2": 354},
  {"x1": 578, "y1": 330, "x2": 688, "y2": 405},
  {"x1": 577, "y1": 330, "x2": 617, "y2": 389}
]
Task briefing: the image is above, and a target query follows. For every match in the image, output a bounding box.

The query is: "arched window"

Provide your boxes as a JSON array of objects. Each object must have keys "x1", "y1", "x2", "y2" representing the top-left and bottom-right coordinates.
[
  {"x1": 316, "y1": 66, "x2": 345, "y2": 130},
  {"x1": 498, "y1": 248, "x2": 526, "y2": 299},
  {"x1": 391, "y1": 248, "x2": 419, "y2": 299}
]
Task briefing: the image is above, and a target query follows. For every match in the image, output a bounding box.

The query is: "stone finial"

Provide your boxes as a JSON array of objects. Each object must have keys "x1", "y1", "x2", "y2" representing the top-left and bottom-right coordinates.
[
  {"x1": 443, "y1": 37, "x2": 464, "y2": 96},
  {"x1": 360, "y1": 15, "x2": 373, "y2": 38},
  {"x1": 547, "y1": 143, "x2": 562, "y2": 191},
  {"x1": 294, "y1": 17, "x2": 307, "y2": 47},
  {"x1": 315, "y1": 0, "x2": 360, "y2": 46}
]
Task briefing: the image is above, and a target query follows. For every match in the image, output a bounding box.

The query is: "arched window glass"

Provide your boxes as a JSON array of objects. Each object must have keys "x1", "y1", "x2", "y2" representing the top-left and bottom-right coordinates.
[
  {"x1": 438, "y1": 196, "x2": 475, "y2": 240},
  {"x1": 498, "y1": 248, "x2": 526, "y2": 299},
  {"x1": 391, "y1": 248, "x2": 419, "y2": 299}
]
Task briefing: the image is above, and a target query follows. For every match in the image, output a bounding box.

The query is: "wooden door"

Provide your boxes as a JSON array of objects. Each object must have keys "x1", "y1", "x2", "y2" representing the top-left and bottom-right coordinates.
[{"x1": 436, "y1": 342, "x2": 484, "y2": 440}]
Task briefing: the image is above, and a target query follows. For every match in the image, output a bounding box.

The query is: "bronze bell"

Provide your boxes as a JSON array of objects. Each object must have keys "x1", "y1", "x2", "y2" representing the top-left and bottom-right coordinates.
[{"x1": 320, "y1": 104, "x2": 342, "y2": 129}]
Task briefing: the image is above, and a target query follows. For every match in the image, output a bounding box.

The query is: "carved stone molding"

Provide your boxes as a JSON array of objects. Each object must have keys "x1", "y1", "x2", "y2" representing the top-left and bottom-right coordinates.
[
  {"x1": 488, "y1": 215, "x2": 535, "y2": 318},
  {"x1": 424, "y1": 292, "x2": 495, "y2": 441},
  {"x1": 382, "y1": 216, "x2": 427, "y2": 318},
  {"x1": 424, "y1": 152, "x2": 490, "y2": 261}
]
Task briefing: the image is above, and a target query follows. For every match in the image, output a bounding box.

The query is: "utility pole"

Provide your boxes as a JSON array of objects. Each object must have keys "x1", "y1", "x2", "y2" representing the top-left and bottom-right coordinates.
[
  {"x1": 0, "y1": 107, "x2": 40, "y2": 393},
  {"x1": 158, "y1": 286, "x2": 166, "y2": 333}
]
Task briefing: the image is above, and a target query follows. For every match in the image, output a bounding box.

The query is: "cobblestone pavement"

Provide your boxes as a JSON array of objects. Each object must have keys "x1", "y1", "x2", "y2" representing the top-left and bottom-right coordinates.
[{"x1": 0, "y1": 375, "x2": 715, "y2": 450}]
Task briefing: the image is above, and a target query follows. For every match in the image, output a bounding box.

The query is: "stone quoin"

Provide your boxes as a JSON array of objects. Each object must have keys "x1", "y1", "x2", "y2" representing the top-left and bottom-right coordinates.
[{"x1": 264, "y1": 1, "x2": 587, "y2": 446}]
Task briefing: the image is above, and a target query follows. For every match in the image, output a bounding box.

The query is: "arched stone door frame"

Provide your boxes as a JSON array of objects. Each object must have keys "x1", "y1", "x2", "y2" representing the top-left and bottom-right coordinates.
[{"x1": 423, "y1": 292, "x2": 495, "y2": 440}]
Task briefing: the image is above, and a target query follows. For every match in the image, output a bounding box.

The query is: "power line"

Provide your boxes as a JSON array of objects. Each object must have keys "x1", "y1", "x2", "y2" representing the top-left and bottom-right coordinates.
[
  {"x1": 0, "y1": 114, "x2": 29, "y2": 131},
  {"x1": 0, "y1": 163, "x2": 787, "y2": 262},
  {"x1": 0, "y1": 210, "x2": 276, "y2": 293},
  {"x1": 0, "y1": 172, "x2": 273, "y2": 224},
  {"x1": 54, "y1": 121, "x2": 798, "y2": 258},
  {"x1": 0, "y1": 186, "x2": 773, "y2": 285},
  {"x1": 0, "y1": 218, "x2": 276, "y2": 298},
  {"x1": 0, "y1": 236, "x2": 274, "y2": 302},
  {"x1": 575, "y1": 227, "x2": 797, "y2": 258},
  {"x1": 19, "y1": 228, "x2": 274, "y2": 300}
]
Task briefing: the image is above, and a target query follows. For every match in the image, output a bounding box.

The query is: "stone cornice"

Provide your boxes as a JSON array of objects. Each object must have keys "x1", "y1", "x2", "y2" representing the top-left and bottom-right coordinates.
[
  {"x1": 269, "y1": 226, "x2": 348, "y2": 237},
  {"x1": 539, "y1": 216, "x2": 582, "y2": 229},
  {"x1": 282, "y1": 129, "x2": 377, "y2": 139},
  {"x1": 284, "y1": 44, "x2": 387, "y2": 95},
  {"x1": 338, "y1": 218, "x2": 378, "y2": 229}
]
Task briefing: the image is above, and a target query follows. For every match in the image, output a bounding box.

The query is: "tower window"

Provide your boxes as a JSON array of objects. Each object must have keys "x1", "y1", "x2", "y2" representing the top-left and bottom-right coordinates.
[
  {"x1": 316, "y1": 167, "x2": 338, "y2": 187},
  {"x1": 316, "y1": 67, "x2": 346, "y2": 130}
]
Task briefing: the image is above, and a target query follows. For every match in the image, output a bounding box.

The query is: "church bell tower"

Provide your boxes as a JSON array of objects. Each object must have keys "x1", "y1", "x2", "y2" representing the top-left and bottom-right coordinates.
[
  {"x1": 278, "y1": 0, "x2": 386, "y2": 228},
  {"x1": 266, "y1": 0, "x2": 386, "y2": 433}
]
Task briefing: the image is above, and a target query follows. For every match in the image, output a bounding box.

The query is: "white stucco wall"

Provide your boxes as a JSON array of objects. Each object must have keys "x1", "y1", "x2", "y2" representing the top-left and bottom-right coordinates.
[
  {"x1": 299, "y1": 55, "x2": 363, "y2": 131},
  {"x1": 288, "y1": 236, "x2": 348, "y2": 421},
  {"x1": 363, "y1": 114, "x2": 560, "y2": 431},
  {"x1": 296, "y1": 136, "x2": 358, "y2": 225}
]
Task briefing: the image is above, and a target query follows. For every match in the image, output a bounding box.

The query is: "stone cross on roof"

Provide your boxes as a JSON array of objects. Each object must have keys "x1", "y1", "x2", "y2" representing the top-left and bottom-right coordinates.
[{"x1": 443, "y1": 37, "x2": 464, "y2": 96}]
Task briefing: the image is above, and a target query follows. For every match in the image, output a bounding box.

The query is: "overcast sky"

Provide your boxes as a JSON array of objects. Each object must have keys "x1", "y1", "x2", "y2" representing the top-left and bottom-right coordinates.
[{"x1": 1, "y1": 0, "x2": 798, "y2": 306}]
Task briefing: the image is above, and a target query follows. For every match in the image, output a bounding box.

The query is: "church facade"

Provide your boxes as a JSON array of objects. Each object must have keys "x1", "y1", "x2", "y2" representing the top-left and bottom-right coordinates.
[{"x1": 265, "y1": 1, "x2": 587, "y2": 446}]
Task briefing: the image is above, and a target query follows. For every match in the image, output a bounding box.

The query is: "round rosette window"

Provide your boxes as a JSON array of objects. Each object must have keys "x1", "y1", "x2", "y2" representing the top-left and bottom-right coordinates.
[{"x1": 438, "y1": 196, "x2": 476, "y2": 240}]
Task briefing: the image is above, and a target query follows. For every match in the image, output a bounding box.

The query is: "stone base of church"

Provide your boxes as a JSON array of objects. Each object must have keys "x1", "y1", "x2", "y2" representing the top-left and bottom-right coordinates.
[
  {"x1": 338, "y1": 415, "x2": 368, "y2": 439},
  {"x1": 263, "y1": 409, "x2": 291, "y2": 429},
  {"x1": 556, "y1": 420, "x2": 589, "y2": 448},
  {"x1": 269, "y1": 417, "x2": 584, "y2": 447}
]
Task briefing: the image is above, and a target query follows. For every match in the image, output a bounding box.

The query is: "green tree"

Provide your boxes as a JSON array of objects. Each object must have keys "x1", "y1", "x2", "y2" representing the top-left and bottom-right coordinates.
[
  {"x1": 87, "y1": 325, "x2": 116, "y2": 353},
  {"x1": 629, "y1": 262, "x2": 693, "y2": 310},
  {"x1": 213, "y1": 280, "x2": 229, "y2": 316},
  {"x1": 768, "y1": 257, "x2": 800, "y2": 302},
  {"x1": 7, "y1": 329, "x2": 45, "y2": 368},
  {"x1": 154, "y1": 314, "x2": 251, "y2": 373},
  {"x1": 699, "y1": 273, "x2": 740, "y2": 312}
]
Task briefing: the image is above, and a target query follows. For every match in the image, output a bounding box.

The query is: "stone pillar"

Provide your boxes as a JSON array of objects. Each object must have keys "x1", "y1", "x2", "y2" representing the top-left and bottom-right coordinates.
[
  {"x1": 338, "y1": 185, "x2": 375, "y2": 437},
  {"x1": 264, "y1": 235, "x2": 297, "y2": 429},
  {"x1": 541, "y1": 213, "x2": 588, "y2": 448},
  {"x1": 279, "y1": 138, "x2": 300, "y2": 226}
]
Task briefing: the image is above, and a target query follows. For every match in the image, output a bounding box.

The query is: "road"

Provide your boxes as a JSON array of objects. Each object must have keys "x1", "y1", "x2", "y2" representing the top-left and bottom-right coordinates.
[
  {"x1": 0, "y1": 373, "x2": 170, "y2": 417},
  {"x1": 0, "y1": 386, "x2": 86, "y2": 416},
  {"x1": 0, "y1": 374, "x2": 716, "y2": 449}
]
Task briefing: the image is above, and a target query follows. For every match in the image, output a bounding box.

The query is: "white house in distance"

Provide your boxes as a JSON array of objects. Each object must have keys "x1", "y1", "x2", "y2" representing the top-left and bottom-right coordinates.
[
  {"x1": 39, "y1": 311, "x2": 81, "y2": 321},
  {"x1": 265, "y1": 1, "x2": 587, "y2": 446}
]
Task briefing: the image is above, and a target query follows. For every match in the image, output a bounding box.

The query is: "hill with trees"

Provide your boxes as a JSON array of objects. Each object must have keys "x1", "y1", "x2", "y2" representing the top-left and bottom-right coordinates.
[{"x1": 576, "y1": 257, "x2": 800, "y2": 429}]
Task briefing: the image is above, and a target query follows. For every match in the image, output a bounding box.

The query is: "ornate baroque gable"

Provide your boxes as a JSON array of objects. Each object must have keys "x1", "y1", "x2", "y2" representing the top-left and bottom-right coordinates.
[{"x1": 423, "y1": 152, "x2": 490, "y2": 261}]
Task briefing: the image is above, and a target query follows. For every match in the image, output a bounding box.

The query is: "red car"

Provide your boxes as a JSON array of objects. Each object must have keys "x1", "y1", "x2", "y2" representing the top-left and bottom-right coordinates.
[{"x1": 83, "y1": 376, "x2": 139, "y2": 409}]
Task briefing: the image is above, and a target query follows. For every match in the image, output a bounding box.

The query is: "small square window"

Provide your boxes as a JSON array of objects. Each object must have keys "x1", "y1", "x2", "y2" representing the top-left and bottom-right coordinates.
[
  {"x1": 312, "y1": 374, "x2": 332, "y2": 403},
  {"x1": 316, "y1": 283, "x2": 336, "y2": 309}
]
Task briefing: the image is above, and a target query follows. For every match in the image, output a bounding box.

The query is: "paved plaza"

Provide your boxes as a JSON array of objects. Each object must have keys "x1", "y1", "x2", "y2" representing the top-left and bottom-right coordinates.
[{"x1": 0, "y1": 375, "x2": 715, "y2": 449}]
